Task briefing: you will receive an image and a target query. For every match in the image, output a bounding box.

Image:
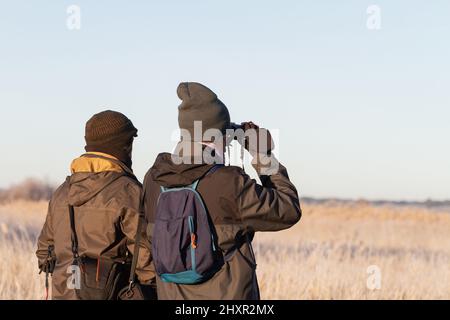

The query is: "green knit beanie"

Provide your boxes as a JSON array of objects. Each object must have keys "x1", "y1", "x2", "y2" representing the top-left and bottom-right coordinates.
[{"x1": 177, "y1": 82, "x2": 231, "y2": 141}]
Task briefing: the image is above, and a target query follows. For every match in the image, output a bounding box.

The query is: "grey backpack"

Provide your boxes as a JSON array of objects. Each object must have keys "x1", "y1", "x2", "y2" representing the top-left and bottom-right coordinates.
[{"x1": 152, "y1": 165, "x2": 222, "y2": 284}]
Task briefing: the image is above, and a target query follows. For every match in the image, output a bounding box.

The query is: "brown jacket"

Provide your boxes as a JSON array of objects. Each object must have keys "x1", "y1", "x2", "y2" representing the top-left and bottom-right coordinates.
[
  {"x1": 143, "y1": 152, "x2": 301, "y2": 300},
  {"x1": 36, "y1": 152, "x2": 155, "y2": 300}
]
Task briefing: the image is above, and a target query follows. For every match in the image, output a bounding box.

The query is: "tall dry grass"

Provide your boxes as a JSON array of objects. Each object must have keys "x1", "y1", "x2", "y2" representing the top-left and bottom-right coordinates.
[
  {"x1": 255, "y1": 203, "x2": 450, "y2": 300},
  {"x1": 0, "y1": 200, "x2": 449, "y2": 300},
  {"x1": 0, "y1": 201, "x2": 48, "y2": 300}
]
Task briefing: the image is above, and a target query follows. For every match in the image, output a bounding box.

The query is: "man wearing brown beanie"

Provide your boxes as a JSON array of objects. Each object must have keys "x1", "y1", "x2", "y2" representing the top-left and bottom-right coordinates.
[
  {"x1": 84, "y1": 110, "x2": 138, "y2": 169},
  {"x1": 143, "y1": 83, "x2": 301, "y2": 300},
  {"x1": 36, "y1": 110, "x2": 156, "y2": 300}
]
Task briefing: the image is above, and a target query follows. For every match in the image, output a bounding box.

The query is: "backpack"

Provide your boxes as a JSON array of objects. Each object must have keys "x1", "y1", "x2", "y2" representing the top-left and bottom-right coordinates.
[{"x1": 152, "y1": 166, "x2": 222, "y2": 285}]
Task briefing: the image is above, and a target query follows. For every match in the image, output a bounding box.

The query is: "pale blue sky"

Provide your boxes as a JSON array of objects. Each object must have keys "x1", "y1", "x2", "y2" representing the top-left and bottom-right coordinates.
[{"x1": 0, "y1": 1, "x2": 449, "y2": 200}]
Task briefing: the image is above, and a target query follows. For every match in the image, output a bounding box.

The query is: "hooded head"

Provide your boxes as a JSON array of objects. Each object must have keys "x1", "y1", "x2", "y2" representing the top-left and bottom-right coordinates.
[
  {"x1": 177, "y1": 82, "x2": 231, "y2": 142},
  {"x1": 84, "y1": 110, "x2": 138, "y2": 169}
]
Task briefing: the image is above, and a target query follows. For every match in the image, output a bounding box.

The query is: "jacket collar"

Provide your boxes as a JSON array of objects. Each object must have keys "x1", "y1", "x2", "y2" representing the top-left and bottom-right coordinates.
[{"x1": 70, "y1": 152, "x2": 123, "y2": 174}]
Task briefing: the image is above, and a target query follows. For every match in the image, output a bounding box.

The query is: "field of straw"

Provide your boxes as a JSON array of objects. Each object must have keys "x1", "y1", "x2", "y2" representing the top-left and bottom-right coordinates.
[{"x1": 0, "y1": 200, "x2": 449, "y2": 300}]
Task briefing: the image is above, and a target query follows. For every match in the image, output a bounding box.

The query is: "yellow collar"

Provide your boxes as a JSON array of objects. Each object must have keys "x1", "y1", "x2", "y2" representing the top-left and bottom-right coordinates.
[{"x1": 70, "y1": 152, "x2": 123, "y2": 174}]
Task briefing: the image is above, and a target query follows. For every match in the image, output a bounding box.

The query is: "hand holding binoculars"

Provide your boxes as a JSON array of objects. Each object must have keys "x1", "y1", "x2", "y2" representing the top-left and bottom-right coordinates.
[{"x1": 229, "y1": 122, "x2": 275, "y2": 156}]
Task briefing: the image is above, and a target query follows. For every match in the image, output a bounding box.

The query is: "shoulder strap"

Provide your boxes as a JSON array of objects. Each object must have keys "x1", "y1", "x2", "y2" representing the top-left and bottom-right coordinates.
[
  {"x1": 126, "y1": 185, "x2": 147, "y2": 290},
  {"x1": 68, "y1": 205, "x2": 79, "y2": 259},
  {"x1": 193, "y1": 164, "x2": 223, "y2": 190},
  {"x1": 127, "y1": 213, "x2": 143, "y2": 290},
  {"x1": 206, "y1": 164, "x2": 224, "y2": 176},
  {"x1": 160, "y1": 164, "x2": 224, "y2": 192},
  {"x1": 189, "y1": 180, "x2": 200, "y2": 191}
]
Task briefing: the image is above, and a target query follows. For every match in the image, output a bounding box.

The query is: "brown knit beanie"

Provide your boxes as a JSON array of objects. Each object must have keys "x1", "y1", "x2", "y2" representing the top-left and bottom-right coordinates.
[
  {"x1": 84, "y1": 110, "x2": 138, "y2": 169},
  {"x1": 177, "y1": 82, "x2": 231, "y2": 141}
]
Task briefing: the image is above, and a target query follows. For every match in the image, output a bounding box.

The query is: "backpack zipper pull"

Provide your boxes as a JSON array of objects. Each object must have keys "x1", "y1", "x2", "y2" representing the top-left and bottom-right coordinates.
[{"x1": 191, "y1": 234, "x2": 197, "y2": 249}]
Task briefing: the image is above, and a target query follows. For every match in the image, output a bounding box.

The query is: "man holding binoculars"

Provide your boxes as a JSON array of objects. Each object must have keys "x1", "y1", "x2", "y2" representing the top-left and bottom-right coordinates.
[{"x1": 143, "y1": 82, "x2": 301, "y2": 300}]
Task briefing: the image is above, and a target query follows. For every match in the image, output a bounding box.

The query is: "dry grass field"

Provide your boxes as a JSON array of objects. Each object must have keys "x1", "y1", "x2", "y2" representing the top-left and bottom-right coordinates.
[
  {"x1": 0, "y1": 201, "x2": 48, "y2": 300},
  {"x1": 255, "y1": 203, "x2": 450, "y2": 300},
  {"x1": 0, "y1": 200, "x2": 449, "y2": 300}
]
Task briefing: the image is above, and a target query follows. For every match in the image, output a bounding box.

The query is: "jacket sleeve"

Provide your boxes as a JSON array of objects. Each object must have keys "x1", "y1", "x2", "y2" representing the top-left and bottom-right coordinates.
[
  {"x1": 236, "y1": 154, "x2": 302, "y2": 232},
  {"x1": 36, "y1": 201, "x2": 55, "y2": 269},
  {"x1": 119, "y1": 184, "x2": 156, "y2": 285}
]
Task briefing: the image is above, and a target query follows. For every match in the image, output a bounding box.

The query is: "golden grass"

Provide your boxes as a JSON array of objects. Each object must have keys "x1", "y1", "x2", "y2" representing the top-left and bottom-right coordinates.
[
  {"x1": 0, "y1": 201, "x2": 48, "y2": 300},
  {"x1": 0, "y1": 201, "x2": 449, "y2": 300},
  {"x1": 255, "y1": 203, "x2": 450, "y2": 300}
]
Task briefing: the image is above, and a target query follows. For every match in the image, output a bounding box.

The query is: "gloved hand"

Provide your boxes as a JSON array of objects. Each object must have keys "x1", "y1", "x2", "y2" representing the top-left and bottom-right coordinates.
[
  {"x1": 239, "y1": 121, "x2": 275, "y2": 156},
  {"x1": 237, "y1": 122, "x2": 279, "y2": 176}
]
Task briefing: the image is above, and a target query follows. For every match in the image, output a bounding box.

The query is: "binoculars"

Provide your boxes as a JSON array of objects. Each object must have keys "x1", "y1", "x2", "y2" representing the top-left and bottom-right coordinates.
[
  {"x1": 228, "y1": 122, "x2": 275, "y2": 154},
  {"x1": 230, "y1": 122, "x2": 243, "y2": 131}
]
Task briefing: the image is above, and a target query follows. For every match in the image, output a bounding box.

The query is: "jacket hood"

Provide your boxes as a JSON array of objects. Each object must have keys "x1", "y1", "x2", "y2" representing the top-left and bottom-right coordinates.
[
  {"x1": 68, "y1": 153, "x2": 127, "y2": 206},
  {"x1": 150, "y1": 153, "x2": 214, "y2": 188}
]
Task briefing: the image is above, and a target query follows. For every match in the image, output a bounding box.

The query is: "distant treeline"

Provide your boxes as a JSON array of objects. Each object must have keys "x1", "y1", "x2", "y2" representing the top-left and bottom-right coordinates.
[
  {"x1": 302, "y1": 197, "x2": 450, "y2": 210},
  {"x1": 0, "y1": 178, "x2": 449, "y2": 209},
  {"x1": 0, "y1": 179, "x2": 55, "y2": 202}
]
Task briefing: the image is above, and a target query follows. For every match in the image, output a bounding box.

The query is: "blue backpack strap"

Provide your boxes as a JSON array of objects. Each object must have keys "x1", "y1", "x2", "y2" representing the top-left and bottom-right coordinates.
[
  {"x1": 185, "y1": 165, "x2": 224, "y2": 191},
  {"x1": 207, "y1": 164, "x2": 224, "y2": 176},
  {"x1": 160, "y1": 164, "x2": 223, "y2": 192},
  {"x1": 189, "y1": 180, "x2": 200, "y2": 190}
]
